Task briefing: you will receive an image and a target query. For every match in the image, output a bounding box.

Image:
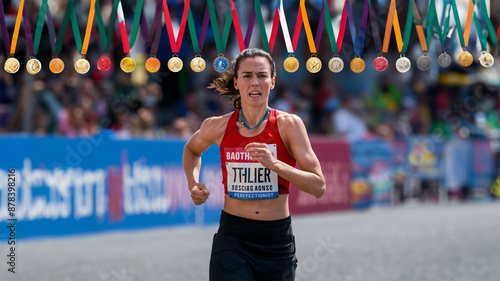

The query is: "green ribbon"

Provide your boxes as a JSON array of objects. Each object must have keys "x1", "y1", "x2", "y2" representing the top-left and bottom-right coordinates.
[
  {"x1": 95, "y1": 0, "x2": 120, "y2": 53},
  {"x1": 129, "y1": 0, "x2": 144, "y2": 48},
  {"x1": 401, "y1": 0, "x2": 413, "y2": 53},
  {"x1": 472, "y1": 0, "x2": 487, "y2": 50},
  {"x1": 207, "y1": 0, "x2": 233, "y2": 53},
  {"x1": 323, "y1": 0, "x2": 338, "y2": 54},
  {"x1": 426, "y1": 0, "x2": 452, "y2": 46},
  {"x1": 187, "y1": 5, "x2": 200, "y2": 53},
  {"x1": 254, "y1": 0, "x2": 270, "y2": 53},
  {"x1": 473, "y1": 0, "x2": 498, "y2": 47},
  {"x1": 450, "y1": 0, "x2": 466, "y2": 47},
  {"x1": 55, "y1": 0, "x2": 82, "y2": 54},
  {"x1": 33, "y1": 0, "x2": 48, "y2": 55}
]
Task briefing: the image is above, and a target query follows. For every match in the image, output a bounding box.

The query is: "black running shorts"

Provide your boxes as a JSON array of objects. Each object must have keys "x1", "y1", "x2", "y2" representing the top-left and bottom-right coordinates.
[{"x1": 209, "y1": 210, "x2": 297, "y2": 281}]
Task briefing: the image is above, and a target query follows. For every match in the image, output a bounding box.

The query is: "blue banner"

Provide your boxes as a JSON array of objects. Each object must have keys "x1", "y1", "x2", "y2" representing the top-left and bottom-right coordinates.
[{"x1": 0, "y1": 135, "x2": 223, "y2": 239}]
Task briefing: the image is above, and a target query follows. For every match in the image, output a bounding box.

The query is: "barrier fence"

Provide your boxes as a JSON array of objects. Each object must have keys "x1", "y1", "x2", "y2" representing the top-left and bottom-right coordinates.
[{"x1": 0, "y1": 135, "x2": 495, "y2": 239}]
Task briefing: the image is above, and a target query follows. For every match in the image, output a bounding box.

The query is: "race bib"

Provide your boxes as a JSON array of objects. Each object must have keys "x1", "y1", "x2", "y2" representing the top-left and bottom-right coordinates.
[{"x1": 225, "y1": 144, "x2": 279, "y2": 199}]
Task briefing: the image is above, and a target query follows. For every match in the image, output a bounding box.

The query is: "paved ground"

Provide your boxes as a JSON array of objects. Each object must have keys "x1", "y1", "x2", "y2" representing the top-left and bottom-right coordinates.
[{"x1": 1, "y1": 202, "x2": 499, "y2": 281}]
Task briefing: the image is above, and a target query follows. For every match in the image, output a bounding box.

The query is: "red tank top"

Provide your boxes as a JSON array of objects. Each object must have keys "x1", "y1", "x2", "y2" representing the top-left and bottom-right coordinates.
[{"x1": 220, "y1": 108, "x2": 296, "y2": 199}]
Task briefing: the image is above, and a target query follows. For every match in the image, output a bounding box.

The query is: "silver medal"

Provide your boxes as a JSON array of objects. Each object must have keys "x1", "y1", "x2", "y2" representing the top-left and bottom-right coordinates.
[
  {"x1": 478, "y1": 52, "x2": 494, "y2": 68},
  {"x1": 396, "y1": 57, "x2": 411, "y2": 73},
  {"x1": 438, "y1": 52, "x2": 452, "y2": 67},
  {"x1": 328, "y1": 56, "x2": 344, "y2": 73},
  {"x1": 416, "y1": 54, "x2": 431, "y2": 71}
]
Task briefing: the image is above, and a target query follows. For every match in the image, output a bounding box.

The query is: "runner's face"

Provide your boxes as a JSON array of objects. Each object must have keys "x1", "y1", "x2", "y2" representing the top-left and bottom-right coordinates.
[{"x1": 234, "y1": 57, "x2": 275, "y2": 107}]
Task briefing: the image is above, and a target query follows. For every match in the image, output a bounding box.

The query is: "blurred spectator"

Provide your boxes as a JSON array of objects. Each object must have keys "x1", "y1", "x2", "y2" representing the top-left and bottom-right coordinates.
[{"x1": 331, "y1": 96, "x2": 368, "y2": 142}]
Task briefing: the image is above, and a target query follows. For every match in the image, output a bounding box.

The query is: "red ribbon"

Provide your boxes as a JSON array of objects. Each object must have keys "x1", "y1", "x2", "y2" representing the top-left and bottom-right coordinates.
[{"x1": 163, "y1": 0, "x2": 190, "y2": 53}]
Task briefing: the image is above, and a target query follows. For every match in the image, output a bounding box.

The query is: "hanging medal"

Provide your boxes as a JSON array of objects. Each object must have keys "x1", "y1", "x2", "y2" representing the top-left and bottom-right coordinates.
[
  {"x1": 117, "y1": 0, "x2": 143, "y2": 73},
  {"x1": 300, "y1": 0, "x2": 322, "y2": 73},
  {"x1": 3, "y1": 0, "x2": 25, "y2": 74},
  {"x1": 189, "y1": 4, "x2": 213, "y2": 73},
  {"x1": 411, "y1": 0, "x2": 431, "y2": 71},
  {"x1": 427, "y1": 0, "x2": 452, "y2": 67},
  {"x1": 451, "y1": 0, "x2": 475, "y2": 67},
  {"x1": 143, "y1": 0, "x2": 163, "y2": 73},
  {"x1": 322, "y1": 0, "x2": 345, "y2": 73},
  {"x1": 74, "y1": 0, "x2": 97, "y2": 74},
  {"x1": 367, "y1": 0, "x2": 385, "y2": 72},
  {"x1": 163, "y1": 0, "x2": 190, "y2": 73},
  {"x1": 52, "y1": 0, "x2": 83, "y2": 74},
  {"x1": 33, "y1": 0, "x2": 59, "y2": 74},
  {"x1": 377, "y1": 0, "x2": 397, "y2": 72},
  {"x1": 473, "y1": 0, "x2": 497, "y2": 68},
  {"x1": 344, "y1": 0, "x2": 370, "y2": 73},
  {"x1": 277, "y1": 0, "x2": 303, "y2": 73},
  {"x1": 392, "y1": 0, "x2": 413, "y2": 73},
  {"x1": 95, "y1": 0, "x2": 120, "y2": 72},
  {"x1": 20, "y1": 5, "x2": 38, "y2": 75}
]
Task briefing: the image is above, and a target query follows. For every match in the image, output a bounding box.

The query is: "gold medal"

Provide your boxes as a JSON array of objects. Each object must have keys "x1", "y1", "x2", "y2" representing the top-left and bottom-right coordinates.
[
  {"x1": 458, "y1": 50, "x2": 473, "y2": 67},
  {"x1": 478, "y1": 52, "x2": 494, "y2": 68},
  {"x1": 49, "y1": 58, "x2": 65, "y2": 74},
  {"x1": 145, "y1": 57, "x2": 161, "y2": 73},
  {"x1": 328, "y1": 56, "x2": 344, "y2": 73},
  {"x1": 120, "y1": 57, "x2": 136, "y2": 73},
  {"x1": 26, "y1": 58, "x2": 42, "y2": 75},
  {"x1": 350, "y1": 57, "x2": 365, "y2": 73},
  {"x1": 4, "y1": 57, "x2": 20, "y2": 74},
  {"x1": 74, "y1": 58, "x2": 90, "y2": 74},
  {"x1": 190, "y1": 56, "x2": 206, "y2": 72},
  {"x1": 283, "y1": 56, "x2": 299, "y2": 73},
  {"x1": 306, "y1": 56, "x2": 322, "y2": 73},
  {"x1": 168, "y1": 56, "x2": 183, "y2": 72}
]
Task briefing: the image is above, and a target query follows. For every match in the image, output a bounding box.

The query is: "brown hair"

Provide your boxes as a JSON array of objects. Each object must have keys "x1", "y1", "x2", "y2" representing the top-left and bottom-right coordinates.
[{"x1": 208, "y1": 48, "x2": 276, "y2": 109}]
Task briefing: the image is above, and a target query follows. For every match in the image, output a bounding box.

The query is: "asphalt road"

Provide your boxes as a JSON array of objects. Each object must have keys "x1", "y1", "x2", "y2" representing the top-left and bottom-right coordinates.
[{"x1": 1, "y1": 202, "x2": 499, "y2": 281}]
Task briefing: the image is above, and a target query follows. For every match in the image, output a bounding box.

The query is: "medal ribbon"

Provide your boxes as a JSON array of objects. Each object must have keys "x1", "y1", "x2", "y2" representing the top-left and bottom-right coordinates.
[
  {"x1": 255, "y1": 0, "x2": 280, "y2": 53},
  {"x1": 117, "y1": 1, "x2": 131, "y2": 53},
  {"x1": 33, "y1": 0, "x2": 48, "y2": 55},
  {"x1": 9, "y1": 0, "x2": 25, "y2": 55},
  {"x1": 381, "y1": 0, "x2": 396, "y2": 54},
  {"x1": 198, "y1": 5, "x2": 210, "y2": 51},
  {"x1": 336, "y1": 0, "x2": 350, "y2": 52},
  {"x1": 367, "y1": 0, "x2": 382, "y2": 54},
  {"x1": 22, "y1": 4, "x2": 34, "y2": 57},
  {"x1": 55, "y1": 0, "x2": 82, "y2": 55},
  {"x1": 244, "y1": 5, "x2": 256, "y2": 48},
  {"x1": 45, "y1": 6, "x2": 57, "y2": 54},
  {"x1": 277, "y1": 0, "x2": 303, "y2": 53},
  {"x1": 314, "y1": 3, "x2": 325, "y2": 50},
  {"x1": 392, "y1": 0, "x2": 413, "y2": 54},
  {"x1": 163, "y1": 0, "x2": 190, "y2": 53},
  {"x1": 323, "y1": 0, "x2": 338, "y2": 54},
  {"x1": 300, "y1": 0, "x2": 317, "y2": 53},
  {"x1": 473, "y1": 0, "x2": 498, "y2": 48},
  {"x1": 426, "y1": 0, "x2": 451, "y2": 48},
  {"x1": 81, "y1": 0, "x2": 97, "y2": 55},
  {"x1": 149, "y1": 0, "x2": 163, "y2": 57},
  {"x1": 451, "y1": 0, "x2": 474, "y2": 49},
  {"x1": 411, "y1": 0, "x2": 428, "y2": 52},
  {"x1": 345, "y1": 0, "x2": 370, "y2": 57},
  {"x1": 223, "y1": 0, "x2": 246, "y2": 52},
  {"x1": 187, "y1": 2, "x2": 201, "y2": 54},
  {"x1": 129, "y1": 0, "x2": 144, "y2": 49},
  {"x1": 0, "y1": 0, "x2": 10, "y2": 53},
  {"x1": 207, "y1": 0, "x2": 243, "y2": 54},
  {"x1": 95, "y1": 0, "x2": 120, "y2": 53}
]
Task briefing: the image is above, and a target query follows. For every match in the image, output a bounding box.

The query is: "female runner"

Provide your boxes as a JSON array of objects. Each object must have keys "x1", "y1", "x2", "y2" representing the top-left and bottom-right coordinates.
[{"x1": 183, "y1": 48, "x2": 325, "y2": 280}]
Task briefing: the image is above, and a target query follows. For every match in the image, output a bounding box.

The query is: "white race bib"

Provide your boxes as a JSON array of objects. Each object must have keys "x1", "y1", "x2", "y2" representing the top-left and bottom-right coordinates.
[{"x1": 225, "y1": 144, "x2": 279, "y2": 199}]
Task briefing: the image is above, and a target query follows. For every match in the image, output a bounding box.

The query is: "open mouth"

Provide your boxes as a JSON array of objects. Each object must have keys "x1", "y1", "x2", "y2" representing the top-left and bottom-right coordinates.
[{"x1": 249, "y1": 91, "x2": 261, "y2": 97}]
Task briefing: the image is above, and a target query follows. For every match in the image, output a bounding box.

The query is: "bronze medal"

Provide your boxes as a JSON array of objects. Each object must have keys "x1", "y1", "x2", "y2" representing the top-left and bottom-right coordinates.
[
  {"x1": 145, "y1": 57, "x2": 161, "y2": 73},
  {"x1": 49, "y1": 58, "x2": 65, "y2": 74},
  {"x1": 190, "y1": 56, "x2": 206, "y2": 72},
  {"x1": 26, "y1": 58, "x2": 42, "y2": 75},
  {"x1": 283, "y1": 56, "x2": 299, "y2": 73},
  {"x1": 350, "y1": 57, "x2": 365, "y2": 73},
  {"x1": 168, "y1": 56, "x2": 183, "y2": 72},
  {"x1": 120, "y1": 57, "x2": 136, "y2": 73},
  {"x1": 458, "y1": 50, "x2": 473, "y2": 67},
  {"x1": 4, "y1": 57, "x2": 20, "y2": 74},
  {"x1": 306, "y1": 56, "x2": 322, "y2": 73}
]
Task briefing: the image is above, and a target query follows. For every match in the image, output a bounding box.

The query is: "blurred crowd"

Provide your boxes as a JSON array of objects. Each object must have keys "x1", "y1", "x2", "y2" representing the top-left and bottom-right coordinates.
[{"x1": 0, "y1": 0, "x2": 499, "y2": 145}]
